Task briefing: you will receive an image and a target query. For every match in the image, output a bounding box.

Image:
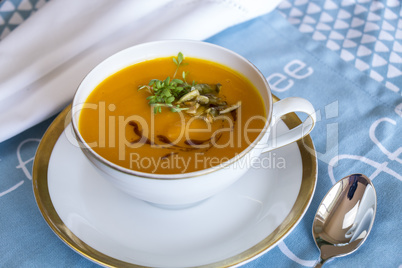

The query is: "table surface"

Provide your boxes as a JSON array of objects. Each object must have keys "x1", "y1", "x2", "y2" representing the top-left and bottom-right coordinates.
[{"x1": 1, "y1": 0, "x2": 401, "y2": 267}]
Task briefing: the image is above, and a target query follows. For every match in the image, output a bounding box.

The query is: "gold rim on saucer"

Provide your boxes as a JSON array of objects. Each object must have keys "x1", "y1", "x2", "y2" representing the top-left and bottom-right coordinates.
[{"x1": 32, "y1": 95, "x2": 317, "y2": 267}]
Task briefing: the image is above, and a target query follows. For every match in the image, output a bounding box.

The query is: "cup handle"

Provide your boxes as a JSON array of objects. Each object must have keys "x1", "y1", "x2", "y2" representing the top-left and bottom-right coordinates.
[{"x1": 262, "y1": 97, "x2": 316, "y2": 153}]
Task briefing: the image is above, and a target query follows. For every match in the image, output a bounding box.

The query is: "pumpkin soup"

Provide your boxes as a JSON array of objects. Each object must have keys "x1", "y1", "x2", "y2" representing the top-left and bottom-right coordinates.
[{"x1": 79, "y1": 54, "x2": 266, "y2": 174}]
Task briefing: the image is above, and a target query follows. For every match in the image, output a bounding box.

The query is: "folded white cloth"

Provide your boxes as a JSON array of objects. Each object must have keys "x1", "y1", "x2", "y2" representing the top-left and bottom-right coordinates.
[{"x1": 0, "y1": 0, "x2": 281, "y2": 143}]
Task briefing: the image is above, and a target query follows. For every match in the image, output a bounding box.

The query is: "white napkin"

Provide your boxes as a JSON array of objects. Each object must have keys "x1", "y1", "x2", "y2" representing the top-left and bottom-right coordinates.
[{"x1": 0, "y1": 0, "x2": 282, "y2": 143}]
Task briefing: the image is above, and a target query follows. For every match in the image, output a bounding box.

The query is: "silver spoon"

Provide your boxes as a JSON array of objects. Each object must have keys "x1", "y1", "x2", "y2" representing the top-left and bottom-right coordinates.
[{"x1": 312, "y1": 174, "x2": 377, "y2": 267}]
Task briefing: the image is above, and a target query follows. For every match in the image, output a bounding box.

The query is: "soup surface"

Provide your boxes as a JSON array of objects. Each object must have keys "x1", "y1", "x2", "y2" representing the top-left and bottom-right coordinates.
[{"x1": 79, "y1": 55, "x2": 266, "y2": 174}]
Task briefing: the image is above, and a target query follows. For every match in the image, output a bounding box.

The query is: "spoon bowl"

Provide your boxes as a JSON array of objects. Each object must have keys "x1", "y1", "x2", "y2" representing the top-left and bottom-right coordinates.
[{"x1": 312, "y1": 174, "x2": 377, "y2": 267}]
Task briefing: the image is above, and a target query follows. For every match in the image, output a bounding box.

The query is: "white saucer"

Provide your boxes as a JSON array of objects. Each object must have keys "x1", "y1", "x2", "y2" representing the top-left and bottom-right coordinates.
[{"x1": 33, "y1": 98, "x2": 317, "y2": 267}]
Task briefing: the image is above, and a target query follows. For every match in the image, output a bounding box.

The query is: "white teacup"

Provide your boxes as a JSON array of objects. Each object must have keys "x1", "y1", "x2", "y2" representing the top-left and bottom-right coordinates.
[{"x1": 71, "y1": 40, "x2": 316, "y2": 208}]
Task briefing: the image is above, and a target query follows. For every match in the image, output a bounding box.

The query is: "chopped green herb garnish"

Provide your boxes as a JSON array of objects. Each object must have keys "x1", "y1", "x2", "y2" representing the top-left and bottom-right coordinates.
[
  {"x1": 138, "y1": 52, "x2": 241, "y2": 120},
  {"x1": 173, "y1": 52, "x2": 186, "y2": 78}
]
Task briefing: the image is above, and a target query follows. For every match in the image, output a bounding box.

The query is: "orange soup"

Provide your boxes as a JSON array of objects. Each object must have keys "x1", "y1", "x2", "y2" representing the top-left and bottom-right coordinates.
[{"x1": 79, "y1": 55, "x2": 266, "y2": 174}]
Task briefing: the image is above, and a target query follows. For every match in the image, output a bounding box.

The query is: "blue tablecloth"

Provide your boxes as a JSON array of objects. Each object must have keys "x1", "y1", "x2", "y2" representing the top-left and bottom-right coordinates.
[{"x1": 1, "y1": 0, "x2": 401, "y2": 267}]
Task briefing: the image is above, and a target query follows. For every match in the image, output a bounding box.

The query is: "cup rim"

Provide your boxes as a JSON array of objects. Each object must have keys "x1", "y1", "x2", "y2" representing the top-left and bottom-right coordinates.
[{"x1": 71, "y1": 39, "x2": 273, "y2": 180}]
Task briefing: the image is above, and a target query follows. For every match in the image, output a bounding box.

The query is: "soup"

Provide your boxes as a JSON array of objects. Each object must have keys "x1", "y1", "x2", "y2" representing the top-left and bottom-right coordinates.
[{"x1": 79, "y1": 54, "x2": 266, "y2": 174}]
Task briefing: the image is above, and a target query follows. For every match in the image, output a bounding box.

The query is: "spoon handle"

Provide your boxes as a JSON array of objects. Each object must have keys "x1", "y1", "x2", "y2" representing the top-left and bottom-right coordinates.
[
  {"x1": 313, "y1": 257, "x2": 326, "y2": 267},
  {"x1": 314, "y1": 262, "x2": 323, "y2": 268}
]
